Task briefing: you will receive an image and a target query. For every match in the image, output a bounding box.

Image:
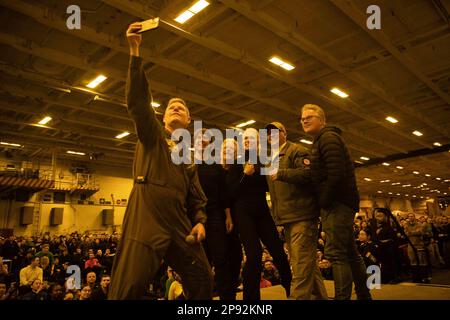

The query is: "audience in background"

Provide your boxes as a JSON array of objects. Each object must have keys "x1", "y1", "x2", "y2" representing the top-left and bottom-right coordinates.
[
  {"x1": 91, "y1": 274, "x2": 110, "y2": 300},
  {"x1": 79, "y1": 284, "x2": 92, "y2": 300},
  {"x1": 19, "y1": 256, "x2": 42, "y2": 288},
  {"x1": 20, "y1": 279, "x2": 47, "y2": 300},
  {"x1": 0, "y1": 211, "x2": 449, "y2": 300},
  {"x1": 372, "y1": 211, "x2": 399, "y2": 283},
  {"x1": 357, "y1": 230, "x2": 379, "y2": 269},
  {"x1": 404, "y1": 213, "x2": 431, "y2": 283}
]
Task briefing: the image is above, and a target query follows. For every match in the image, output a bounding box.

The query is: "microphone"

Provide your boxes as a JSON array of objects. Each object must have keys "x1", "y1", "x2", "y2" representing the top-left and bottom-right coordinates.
[{"x1": 185, "y1": 234, "x2": 196, "y2": 245}]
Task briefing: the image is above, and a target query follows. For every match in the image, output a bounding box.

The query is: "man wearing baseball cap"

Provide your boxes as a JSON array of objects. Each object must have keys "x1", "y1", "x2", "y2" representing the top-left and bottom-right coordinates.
[{"x1": 266, "y1": 121, "x2": 328, "y2": 300}]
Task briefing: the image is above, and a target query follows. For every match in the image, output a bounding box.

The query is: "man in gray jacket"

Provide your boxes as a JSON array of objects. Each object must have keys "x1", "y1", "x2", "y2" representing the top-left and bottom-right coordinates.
[{"x1": 266, "y1": 122, "x2": 328, "y2": 300}]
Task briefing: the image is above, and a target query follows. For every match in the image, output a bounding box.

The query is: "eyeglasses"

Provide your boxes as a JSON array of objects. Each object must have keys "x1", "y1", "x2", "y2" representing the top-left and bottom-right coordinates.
[{"x1": 300, "y1": 115, "x2": 320, "y2": 123}]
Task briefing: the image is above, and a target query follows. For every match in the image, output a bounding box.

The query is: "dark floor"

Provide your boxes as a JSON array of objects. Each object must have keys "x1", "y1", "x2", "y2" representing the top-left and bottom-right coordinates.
[{"x1": 429, "y1": 268, "x2": 450, "y2": 285}]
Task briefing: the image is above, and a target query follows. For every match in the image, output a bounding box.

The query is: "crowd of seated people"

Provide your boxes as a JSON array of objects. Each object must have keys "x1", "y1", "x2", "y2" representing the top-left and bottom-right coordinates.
[
  {"x1": 0, "y1": 231, "x2": 118, "y2": 300},
  {"x1": 1, "y1": 212, "x2": 449, "y2": 300}
]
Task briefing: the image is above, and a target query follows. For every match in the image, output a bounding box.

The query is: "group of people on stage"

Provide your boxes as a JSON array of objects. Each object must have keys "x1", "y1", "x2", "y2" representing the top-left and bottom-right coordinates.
[{"x1": 107, "y1": 22, "x2": 373, "y2": 301}]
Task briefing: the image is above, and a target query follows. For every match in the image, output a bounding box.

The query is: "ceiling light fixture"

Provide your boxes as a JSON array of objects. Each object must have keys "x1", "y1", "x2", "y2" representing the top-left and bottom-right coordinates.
[
  {"x1": 412, "y1": 130, "x2": 423, "y2": 136},
  {"x1": 67, "y1": 151, "x2": 86, "y2": 156},
  {"x1": 0, "y1": 142, "x2": 23, "y2": 147},
  {"x1": 386, "y1": 116, "x2": 398, "y2": 123},
  {"x1": 38, "y1": 116, "x2": 52, "y2": 125},
  {"x1": 115, "y1": 132, "x2": 130, "y2": 139},
  {"x1": 175, "y1": 0, "x2": 210, "y2": 24},
  {"x1": 330, "y1": 88, "x2": 349, "y2": 98},
  {"x1": 269, "y1": 56, "x2": 295, "y2": 71},
  {"x1": 86, "y1": 75, "x2": 107, "y2": 88},
  {"x1": 236, "y1": 120, "x2": 256, "y2": 128}
]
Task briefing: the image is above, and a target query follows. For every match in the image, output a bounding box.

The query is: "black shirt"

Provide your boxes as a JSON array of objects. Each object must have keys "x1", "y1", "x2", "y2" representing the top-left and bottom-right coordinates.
[
  {"x1": 91, "y1": 287, "x2": 108, "y2": 300},
  {"x1": 225, "y1": 162, "x2": 268, "y2": 208},
  {"x1": 196, "y1": 162, "x2": 228, "y2": 213}
]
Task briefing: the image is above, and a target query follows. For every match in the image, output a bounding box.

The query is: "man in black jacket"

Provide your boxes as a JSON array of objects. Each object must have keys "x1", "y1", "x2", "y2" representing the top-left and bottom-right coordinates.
[
  {"x1": 91, "y1": 274, "x2": 110, "y2": 300},
  {"x1": 300, "y1": 104, "x2": 371, "y2": 300},
  {"x1": 267, "y1": 122, "x2": 328, "y2": 300}
]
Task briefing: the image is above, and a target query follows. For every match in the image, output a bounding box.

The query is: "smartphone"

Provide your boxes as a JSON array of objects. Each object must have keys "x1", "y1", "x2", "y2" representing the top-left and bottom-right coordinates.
[{"x1": 137, "y1": 17, "x2": 160, "y2": 33}]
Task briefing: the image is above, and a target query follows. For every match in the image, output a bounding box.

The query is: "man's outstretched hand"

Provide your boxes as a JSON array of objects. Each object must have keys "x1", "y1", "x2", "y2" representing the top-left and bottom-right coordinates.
[{"x1": 126, "y1": 22, "x2": 142, "y2": 56}]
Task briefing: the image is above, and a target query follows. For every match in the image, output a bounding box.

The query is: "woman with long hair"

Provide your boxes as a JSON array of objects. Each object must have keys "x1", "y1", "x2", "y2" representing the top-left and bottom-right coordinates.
[
  {"x1": 195, "y1": 131, "x2": 242, "y2": 300},
  {"x1": 221, "y1": 131, "x2": 291, "y2": 300}
]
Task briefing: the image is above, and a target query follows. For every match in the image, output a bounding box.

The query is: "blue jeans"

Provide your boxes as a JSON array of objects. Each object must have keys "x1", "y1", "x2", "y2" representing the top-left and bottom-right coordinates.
[{"x1": 321, "y1": 202, "x2": 372, "y2": 300}]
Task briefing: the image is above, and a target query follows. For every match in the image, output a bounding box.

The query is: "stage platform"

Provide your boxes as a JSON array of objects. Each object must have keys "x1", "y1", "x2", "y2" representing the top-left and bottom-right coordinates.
[{"x1": 232, "y1": 280, "x2": 450, "y2": 300}]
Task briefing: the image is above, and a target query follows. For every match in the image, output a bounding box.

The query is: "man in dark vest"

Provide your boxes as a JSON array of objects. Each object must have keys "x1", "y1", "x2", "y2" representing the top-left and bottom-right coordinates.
[{"x1": 108, "y1": 22, "x2": 213, "y2": 300}]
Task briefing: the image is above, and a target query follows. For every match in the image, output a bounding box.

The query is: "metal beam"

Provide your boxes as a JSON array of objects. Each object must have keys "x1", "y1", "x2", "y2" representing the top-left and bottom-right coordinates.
[
  {"x1": 0, "y1": 91, "x2": 134, "y2": 134},
  {"x1": 0, "y1": 64, "x2": 241, "y2": 135},
  {"x1": 0, "y1": 0, "x2": 297, "y2": 117},
  {"x1": 0, "y1": 39, "x2": 386, "y2": 158},
  {"x1": 0, "y1": 23, "x2": 389, "y2": 156},
  {"x1": 0, "y1": 32, "x2": 284, "y2": 129},
  {"x1": 330, "y1": 0, "x2": 450, "y2": 106},
  {"x1": 355, "y1": 144, "x2": 450, "y2": 168},
  {"x1": 0, "y1": 0, "x2": 408, "y2": 155},
  {"x1": 0, "y1": 130, "x2": 134, "y2": 157},
  {"x1": 0, "y1": 71, "x2": 131, "y2": 121},
  {"x1": 101, "y1": 0, "x2": 427, "y2": 150},
  {"x1": 221, "y1": 0, "x2": 450, "y2": 139},
  {"x1": 0, "y1": 116, "x2": 136, "y2": 149}
]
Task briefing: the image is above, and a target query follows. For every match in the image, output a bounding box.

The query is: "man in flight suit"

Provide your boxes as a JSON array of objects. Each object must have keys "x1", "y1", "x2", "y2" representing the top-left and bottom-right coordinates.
[{"x1": 108, "y1": 22, "x2": 213, "y2": 300}]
